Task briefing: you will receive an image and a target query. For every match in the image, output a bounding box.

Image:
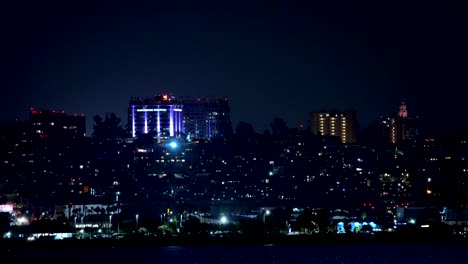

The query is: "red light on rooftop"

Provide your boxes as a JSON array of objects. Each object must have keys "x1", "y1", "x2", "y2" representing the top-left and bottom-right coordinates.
[{"x1": 61, "y1": 110, "x2": 65, "y2": 113}]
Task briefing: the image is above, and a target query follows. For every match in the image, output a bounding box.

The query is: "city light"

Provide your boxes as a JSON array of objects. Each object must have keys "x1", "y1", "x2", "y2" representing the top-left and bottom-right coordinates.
[
  {"x1": 16, "y1": 216, "x2": 29, "y2": 225},
  {"x1": 169, "y1": 141, "x2": 178, "y2": 149},
  {"x1": 220, "y1": 216, "x2": 228, "y2": 224}
]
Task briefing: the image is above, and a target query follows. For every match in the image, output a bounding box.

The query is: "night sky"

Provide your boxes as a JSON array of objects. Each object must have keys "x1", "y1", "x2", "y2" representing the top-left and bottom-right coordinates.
[{"x1": 1, "y1": 0, "x2": 467, "y2": 136}]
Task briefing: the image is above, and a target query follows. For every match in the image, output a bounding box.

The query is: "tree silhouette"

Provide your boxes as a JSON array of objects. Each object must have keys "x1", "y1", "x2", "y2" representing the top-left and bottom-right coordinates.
[
  {"x1": 270, "y1": 117, "x2": 289, "y2": 136},
  {"x1": 296, "y1": 208, "x2": 316, "y2": 234},
  {"x1": 316, "y1": 209, "x2": 332, "y2": 234},
  {"x1": 93, "y1": 207, "x2": 102, "y2": 214},
  {"x1": 92, "y1": 113, "x2": 128, "y2": 139},
  {"x1": 235, "y1": 121, "x2": 255, "y2": 137},
  {"x1": 270, "y1": 207, "x2": 291, "y2": 234}
]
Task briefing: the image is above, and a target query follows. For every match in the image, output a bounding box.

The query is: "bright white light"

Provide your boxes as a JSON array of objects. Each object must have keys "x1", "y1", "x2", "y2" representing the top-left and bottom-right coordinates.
[
  {"x1": 408, "y1": 219, "x2": 416, "y2": 224},
  {"x1": 169, "y1": 142, "x2": 177, "y2": 149},
  {"x1": 17, "y1": 217, "x2": 28, "y2": 225},
  {"x1": 266, "y1": 210, "x2": 270, "y2": 215},
  {"x1": 220, "y1": 216, "x2": 228, "y2": 224}
]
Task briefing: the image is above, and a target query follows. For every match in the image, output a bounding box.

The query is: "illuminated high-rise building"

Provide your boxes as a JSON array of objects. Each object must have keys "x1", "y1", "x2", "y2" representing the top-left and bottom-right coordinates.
[
  {"x1": 29, "y1": 108, "x2": 86, "y2": 139},
  {"x1": 182, "y1": 97, "x2": 232, "y2": 139},
  {"x1": 128, "y1": 94, "x2": 183, "y2": 138},
  {"x1": 381, "y1": 101, "x2": 418, "y2": 144},
  {"x1": 310, "y1": 109, "x2": 357, "y2": 144},
  {"x1": 128, "y1": 94, "x2": 232, "y2": 139}
]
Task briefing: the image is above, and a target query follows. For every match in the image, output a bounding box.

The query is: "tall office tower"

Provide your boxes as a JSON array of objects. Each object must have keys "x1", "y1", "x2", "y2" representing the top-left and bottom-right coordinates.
[
  {"x1": 181, "y1": 97, "x2": 232, "y2": 139},
  {"x1": 381, "y1": 116, "x2": 398, "y2": 144},
  {"x1": 398, "y1": 101, "x2": 408, "y2": 118},
  {"x1": 29, "y1": 108, "x2": 86, "y2": 140},
  {"x1": 310, "y1": 109, "x2": 357, "y2": 144},
  {"x1": 381, "y1": 101, "x2": 418, "y2": 144},
  {"x1": 128, "y1": 94, "x2": 184, "y2": 138}
]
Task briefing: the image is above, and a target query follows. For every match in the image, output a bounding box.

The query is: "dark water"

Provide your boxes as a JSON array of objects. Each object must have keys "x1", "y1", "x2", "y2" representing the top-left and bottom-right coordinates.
[{"x1": 3, "y1": 244, "x2": 467, "y2": 263}]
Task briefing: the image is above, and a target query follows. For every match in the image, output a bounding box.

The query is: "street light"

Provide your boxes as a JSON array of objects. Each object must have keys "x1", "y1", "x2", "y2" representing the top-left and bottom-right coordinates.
[
  {"x1": 263, "y1": 209, "x2": 270, "y2": 224},
  {"x1": 220, "y1": 216, "x2": 228, "y2": 224},
  {"x1": 136, "y1": 214, "x2": 139, "y2": 230},
  {"x1": 263, "y1": 209, "x2": 271, "y2": 236}
]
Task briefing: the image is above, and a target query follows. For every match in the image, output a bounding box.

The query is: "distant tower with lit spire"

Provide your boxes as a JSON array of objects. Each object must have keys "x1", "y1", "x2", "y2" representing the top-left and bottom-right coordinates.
[
  {"x1": 398, "y1": 101, "x2": 408, "y2": 118},
  {"x1": 380, "y1": 101, "x2": 418, "y2": 144}
]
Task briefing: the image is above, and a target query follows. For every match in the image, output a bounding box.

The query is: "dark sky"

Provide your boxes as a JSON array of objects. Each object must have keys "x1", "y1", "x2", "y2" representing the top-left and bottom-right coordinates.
[{"x1": 1, "y1": 0, "x2": 467, "y2": 136}]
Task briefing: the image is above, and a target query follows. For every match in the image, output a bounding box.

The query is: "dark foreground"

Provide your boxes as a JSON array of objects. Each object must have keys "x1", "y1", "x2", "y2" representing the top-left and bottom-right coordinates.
[
  {"x1": 1, "y1": 239, "x2": 466, "y2": 264},
  {"x1": 1, "y1": 232, "x2": 467, "y2": 249}
]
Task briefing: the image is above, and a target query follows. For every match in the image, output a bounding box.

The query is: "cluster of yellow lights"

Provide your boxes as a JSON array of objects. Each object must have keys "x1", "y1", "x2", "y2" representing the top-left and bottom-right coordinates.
[{"x1": 317, "y1": 114, "x2": 351, "y2": 143}]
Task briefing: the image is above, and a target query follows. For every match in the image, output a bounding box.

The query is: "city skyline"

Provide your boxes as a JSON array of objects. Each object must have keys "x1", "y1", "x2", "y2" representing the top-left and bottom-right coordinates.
[
  {"x1": 3, "y1": 97, "x2": 460, "y2": 138},
  {"x1": 2, "y1": 0, "x2": 468, "y2": 252},
  {"x1": 2, "y1": 1, "x2": 467, "y2": 136}
]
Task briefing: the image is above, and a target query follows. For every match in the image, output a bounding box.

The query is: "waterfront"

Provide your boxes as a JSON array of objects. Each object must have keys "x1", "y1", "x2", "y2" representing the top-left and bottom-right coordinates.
[{"x1": 2, "y1": 243, "x2": 467, "y2": 263}]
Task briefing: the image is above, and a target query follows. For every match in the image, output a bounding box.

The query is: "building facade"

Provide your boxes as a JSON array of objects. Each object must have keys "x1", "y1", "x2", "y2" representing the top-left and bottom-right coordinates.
[
  {"x1": 380, "y1": 102, "x2": 418, "y2": 145},
  {"x1": 128, "y1": 94, "x2": 232, "y2": 140},
  {"x1": 182, "y1": 97, "x2": 232, "y2": 139},
  {"x1": 29, "y1": 108, "x2": 86, "y2": 140},
  {"x1": 128, "y1": 94, "x2": 184, "y2": 138},
  {"x1": 310, "y1": 109, "x2": 357, "y2": 144}
]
